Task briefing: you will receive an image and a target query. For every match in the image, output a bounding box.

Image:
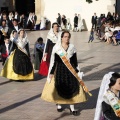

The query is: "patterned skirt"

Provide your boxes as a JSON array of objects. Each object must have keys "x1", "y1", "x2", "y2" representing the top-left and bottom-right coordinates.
[
  {"x1": 41, "y1": 63, "x2": 87, "y2": 104},
  {"x1": 0, "y1": 49, "x2": 34, "y2": 80}
]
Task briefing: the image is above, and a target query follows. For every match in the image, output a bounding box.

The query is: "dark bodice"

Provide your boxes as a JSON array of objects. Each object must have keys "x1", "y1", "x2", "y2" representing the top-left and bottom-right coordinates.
[
  {"x1": 50, "y1": 53, "x2": 79, "y2": 74},
  {"x1": 45, "y1": 39, "x2": 55, "y2": 63},
  {"x1": 102, "y1": 101, "x2": 120, "y2": 120},
  {"x1": 45, "y1": 39, "x2": 55, "y2": 53}
]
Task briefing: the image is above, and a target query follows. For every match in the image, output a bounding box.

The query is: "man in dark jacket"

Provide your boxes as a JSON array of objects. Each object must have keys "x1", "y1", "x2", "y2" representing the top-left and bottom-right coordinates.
[
  {"x1": 91, "y1": 13, "x2": 97, "y2": 30},
  {"x1": 8, "y1": 19, "x2": 21, "y2": 36},
  {"x1": 74, "y1": 13, "x2": 78, "y2": 32},
  {"x1": 57, "y1": 13, "x2": 61, "y2": 27}
]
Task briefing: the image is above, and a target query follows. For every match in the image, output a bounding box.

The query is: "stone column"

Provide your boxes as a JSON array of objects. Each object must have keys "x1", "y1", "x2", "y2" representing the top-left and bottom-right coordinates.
[{"x1": 35, "y1": 0, "x2": 41, "y2": 24}]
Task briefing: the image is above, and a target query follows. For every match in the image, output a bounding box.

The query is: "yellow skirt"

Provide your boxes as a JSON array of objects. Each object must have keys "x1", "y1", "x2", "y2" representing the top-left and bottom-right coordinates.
[
  {"x1": 41, "y1": 77, "x2": 87, "y2": 104},
  {"x1": 0, "y1": 51, "x2": 34, "y2": 80}
]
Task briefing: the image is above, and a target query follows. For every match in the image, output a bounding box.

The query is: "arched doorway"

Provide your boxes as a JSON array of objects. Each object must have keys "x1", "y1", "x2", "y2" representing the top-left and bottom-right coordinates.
[{"x1": 15, "y1": 0, "x2": 35, "y2": 16}]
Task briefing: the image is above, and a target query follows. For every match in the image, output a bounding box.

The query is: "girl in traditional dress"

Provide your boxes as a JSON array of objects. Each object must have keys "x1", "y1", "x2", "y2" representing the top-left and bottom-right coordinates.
[
  {"x1": 38, "y1": 22, "x2": 62, "y2": 76},
  {"x1": 94, "y1": 72, "x2": 120, "y2": 120},
  {"x1": 41, "y1": 31, "x2": 91, "y2": 115},
  {"x1": 0, "y1": 29, "x2": 34, "y2": 81},
  {"x1": 10, "y1": 30, "x2": 17, "y2": 41}
]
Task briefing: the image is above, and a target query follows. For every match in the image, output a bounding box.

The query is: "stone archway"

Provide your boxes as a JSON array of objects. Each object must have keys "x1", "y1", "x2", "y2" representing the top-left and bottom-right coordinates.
[
  {"x1": 15, "y1": 0, "x2": 35, "y2": 15},
  {"x1": 9, "y1": 0, "x2": 41, "y2": 23}
]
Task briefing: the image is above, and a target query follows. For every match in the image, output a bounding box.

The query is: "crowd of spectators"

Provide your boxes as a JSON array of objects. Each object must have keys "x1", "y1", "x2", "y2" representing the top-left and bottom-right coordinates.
[
  {"x1": 95, "y1": 12, "x2": 120, "y2": 46},
  {"x1": 0, "y1": 11, "x2": 38, "y2": 46}
]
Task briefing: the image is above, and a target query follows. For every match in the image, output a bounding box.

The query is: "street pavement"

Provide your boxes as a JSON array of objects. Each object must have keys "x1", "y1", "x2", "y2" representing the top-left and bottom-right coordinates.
[{"x1": 0, "y1": 30, "x2": 120, "y2": 120}]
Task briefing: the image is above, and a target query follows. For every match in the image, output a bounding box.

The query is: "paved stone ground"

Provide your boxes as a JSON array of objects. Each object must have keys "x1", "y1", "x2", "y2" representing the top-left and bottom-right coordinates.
[{"x1": 0, "y1": 30, "x2": 120, "y2": 120}]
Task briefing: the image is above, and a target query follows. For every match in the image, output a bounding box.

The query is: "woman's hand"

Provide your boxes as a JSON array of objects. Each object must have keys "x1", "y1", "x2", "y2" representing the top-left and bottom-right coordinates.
[
  {"x1": 43, "y1": 53, "x2": 47, "y2": 61},
  {"x1": 49, "y1": 74, "x2": 54, "y2": 80},
  {"x1": 44, "y1": 53, "x2": 47, "y2": 57},
  {"x1": 47, "y1": 74, "x2": 54, "y2": 83},
  {"x1": 14, "y1": 33, "x2": 18, "y2": 39}
]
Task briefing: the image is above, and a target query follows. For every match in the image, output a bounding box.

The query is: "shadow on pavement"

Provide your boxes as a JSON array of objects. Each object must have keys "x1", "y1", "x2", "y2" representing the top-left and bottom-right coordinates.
[
  {"x1": 77, "y1": 88, "x2": 99, "y2": 112},
  {"x1": 52, "y1": 88, "x2": 99, "y2": 119},
  {"x1": 82, "y1": 63, "x2": 120, "y2": 81},
  {"x1": 0, "y1": 93, "x2": 41, "y2": 114},
  {"x1": 0, "y1": 80, "x2": 13, "y2": 86},
  {"x1": 34, "y1": 72, "x2": 46, "y2": 81},
  {"x1": 53, "y1": 112, "x2": 71, "y2": 120},
  {"x1": 78, "y1": 57, "x2": 94, "y2": 63},
  {"x1": 82, "y1": 63, "x2": 101, "y2": 73}
]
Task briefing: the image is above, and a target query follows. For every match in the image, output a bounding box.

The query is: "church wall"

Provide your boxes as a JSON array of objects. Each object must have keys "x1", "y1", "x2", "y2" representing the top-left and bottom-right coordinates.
[
  {"x1": 41, "y1": 0, "x2": 115, "y2": 30},
  {"x1": 0, "y1": 0, "x2": 8, "y2": 11},
  {"x1": 0, "y1": 0, "x2": 14, "y2": 12}
]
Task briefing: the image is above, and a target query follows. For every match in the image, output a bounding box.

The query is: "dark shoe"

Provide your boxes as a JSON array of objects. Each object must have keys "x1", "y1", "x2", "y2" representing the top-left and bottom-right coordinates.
[
  {"x1": 17, "y1": 80, "x2": 25, "y2": 82},
  {"x1": 70, "y1": 109, "x2": 78, "y2": 116},
  {"x1": 113, "y1": 44, "x2": 118, "y2": 46},
  {"x1": 57, "y1": 108, "x2": 63, "y2": 112},
  {"x1": 72, "y1": 111, "x2": 78, "y2": 116}
]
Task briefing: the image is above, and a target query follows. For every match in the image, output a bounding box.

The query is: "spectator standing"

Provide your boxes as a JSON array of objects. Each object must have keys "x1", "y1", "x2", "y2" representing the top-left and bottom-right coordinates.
[
  {"x1": 57, "y1": 13, "x2": 61, "y2": 27},
  {"x1": 91, "y1": 13, "x2": 97, "y2": 30},
  {"x1": 74, "y1": 13, "x2": 78, "y2": 32}
]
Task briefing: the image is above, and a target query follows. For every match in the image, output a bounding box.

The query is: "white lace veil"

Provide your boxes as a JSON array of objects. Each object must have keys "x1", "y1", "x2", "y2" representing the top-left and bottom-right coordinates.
[
  {"x1": 46, "y1": 31, "x2": 62, "y2": 82},
  {"x1": 17, "y1": 29, "x2": 28, "y2": 39},
  {"x1": 94, "y1": 72, "x2": 114, "y2": 120},
  {"x1": 42, "y1": 27, "x2": 54, "y2": 54},
  {"x1": 42, "y1": 23, "x2": 62, "y2": 58}
]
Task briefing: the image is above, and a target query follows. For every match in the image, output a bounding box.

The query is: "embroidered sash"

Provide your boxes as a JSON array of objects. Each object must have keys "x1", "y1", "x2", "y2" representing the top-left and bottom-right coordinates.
[
  {"x1": 105, "y1": 90, "x2": 120, "y2": 117},
  {"x1": 14, "y1": 41, "x2": 28, "y2": 56},
  {"x1": 57, "y1": 49, "x2": 92, "y2": 96}
]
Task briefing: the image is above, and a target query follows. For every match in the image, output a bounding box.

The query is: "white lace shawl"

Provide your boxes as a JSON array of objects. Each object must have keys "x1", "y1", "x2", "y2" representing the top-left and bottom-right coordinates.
[
  {"x1": 94, "y1": 72, "x2": 114, "y2": 120},
  {"x1": 12, "y1": 31, "x2": 29, "y2": 55},
  {"x1": 42, "y1": 28, "x2": 62, "y2": 57},
  {"x1": 47, "y1": 43, "x2": 76, "y2": 82}
]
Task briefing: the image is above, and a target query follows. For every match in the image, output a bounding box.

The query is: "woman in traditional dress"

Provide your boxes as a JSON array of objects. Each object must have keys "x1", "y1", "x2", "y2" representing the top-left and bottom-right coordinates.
[
  {"x1": 0, "y1": 29, "x2": 34, "y2": 81},
  {"x1": 38, "y1": 22, "x2": 62, "y2": 76},
  {"x1": 41, "y1": 31, "x2": 91, "y2": 115},
  {"x1": 94, "y1": 72, "x2": 120, "y2": 120},
  {"x1": 40, "y1": 17, "x2": 46, "y2": 30},
  {"x1": 27, "y1": 13, "x2": 34, "y2": 30},
  {"x1": 8, "y1": 12, "x2": 14, "y2": 28},
  {"x1": 77, "y1": 14, "x2": 84, "y2": 32},
  {"x1": 66, "y1": 18, "x2": 72, "y2": 31}
]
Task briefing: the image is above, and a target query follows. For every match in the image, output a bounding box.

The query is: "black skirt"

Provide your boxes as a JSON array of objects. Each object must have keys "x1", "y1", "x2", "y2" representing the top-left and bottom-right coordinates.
[
  {"x1": 55, "y1": 62, "x2": 79, "y2": 99},
  {"x1": 13, "y1": 49, "x2": 33, "y2": 76},
  {"x1": 45, "y1": 39, "x2": 55, "y2": 63}
]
